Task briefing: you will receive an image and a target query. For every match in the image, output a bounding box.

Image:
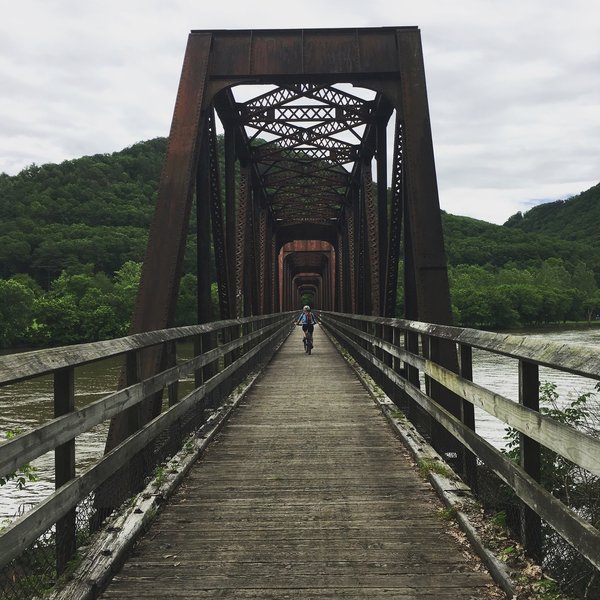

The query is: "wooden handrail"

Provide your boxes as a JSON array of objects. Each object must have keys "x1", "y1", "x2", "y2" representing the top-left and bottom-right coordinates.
[
  {"x1": 319, "y1": 311, "x2": 600, "y2": 571},
  {"x1": 323, "y1": 312, "x2": 600, "y2": 379},
  {"x1": 0, "y1": 315, "x2": 277, "y2": 386},
  {"x1": 0, "y1": 313, "x2": 294, "y2": 571}
]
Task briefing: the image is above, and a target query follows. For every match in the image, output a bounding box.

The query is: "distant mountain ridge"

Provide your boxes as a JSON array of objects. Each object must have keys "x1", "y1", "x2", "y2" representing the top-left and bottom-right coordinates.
[
  {"x1": 503, "y1": 183, "x2": 600, "y2": 250},
  {"x1": 0, "y1": 136, "x2": 598, "y2": 285}
]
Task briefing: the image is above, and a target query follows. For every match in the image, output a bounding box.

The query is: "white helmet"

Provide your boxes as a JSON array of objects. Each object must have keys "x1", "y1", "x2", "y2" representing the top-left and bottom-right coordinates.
[{"x1": 303, "y1": 305, "x2": 310, "y2": 310}]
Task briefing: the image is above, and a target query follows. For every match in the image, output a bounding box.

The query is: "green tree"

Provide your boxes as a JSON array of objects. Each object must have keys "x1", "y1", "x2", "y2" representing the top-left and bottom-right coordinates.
[
  {"x1": 32, "y1": 293, "x2": 80, "y2": 346},
  {"x1": 583, "y1": 290, "x2": 600, "y2": 323},
  {"x1": 535, "y1": 258, "x2": 571, "y2": 289},
  {"x1": 0, "y1": 278, "x2": 36, "y2": 347},
  {"x1": 176, "y1": 273, "x2": 198, "y2": 326}
]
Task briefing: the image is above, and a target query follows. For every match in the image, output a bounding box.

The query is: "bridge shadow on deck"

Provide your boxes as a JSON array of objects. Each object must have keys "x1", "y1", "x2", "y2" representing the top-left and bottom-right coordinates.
[{"x1": 100, "y1": 327, "x2": 502, "y2": 599}]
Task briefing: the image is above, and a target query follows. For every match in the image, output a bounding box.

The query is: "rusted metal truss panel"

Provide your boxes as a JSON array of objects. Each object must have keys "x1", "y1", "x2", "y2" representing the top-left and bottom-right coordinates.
[
  {"x1": 134, "y1": 25, "x2": 453, "y2": 331},
  {"x1": 200, "y1": 28, "x2": 412, "y2": 77},
  {"x1": 362, "y1": 166, "x2": 380, "y2": 315},
  {"x1": 384, "y1": 119, "x2": 404, "y2": 318},
  {"x1": 234, "y1": 168, "x2": 250, "y2": 317},
  {"x1": 206, "y1": 110, "x2": 231, "y2": 320}
]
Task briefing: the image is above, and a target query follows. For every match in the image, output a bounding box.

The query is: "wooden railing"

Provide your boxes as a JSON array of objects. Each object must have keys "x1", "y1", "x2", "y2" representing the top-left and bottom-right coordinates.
[
  {"x1": 319, "y1": 311, "x2": 600, "y2": 571},
  {"x1": 0, "y1": 313, "x2": 294, "y2": 588}
]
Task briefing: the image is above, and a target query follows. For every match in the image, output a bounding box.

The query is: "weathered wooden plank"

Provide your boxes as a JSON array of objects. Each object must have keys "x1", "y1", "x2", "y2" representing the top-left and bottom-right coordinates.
[
  {"x1": 353, "y1": 344, "x2": 600, "y2": 570},
  {"x1": 322, "y1": 311, "x2": 600, "y2": 378},
  {"x1": 99, "y1": 329, "x2": 502, "y2": 599},
  {"x1": 0, "y1": 319, "x2": 290, "y2": 570},
  {"x1": 0, "y1": 313, "x2": 294, "y2": 385},
  {"x1": 101, "y1": 591, "x2": 485, "y2": 600}
]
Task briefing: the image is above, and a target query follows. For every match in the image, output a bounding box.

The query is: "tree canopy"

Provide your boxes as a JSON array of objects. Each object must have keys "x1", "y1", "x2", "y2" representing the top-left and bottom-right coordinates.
[{"x1": 0, "y1": 137, "x2": 598, "y2": 346}]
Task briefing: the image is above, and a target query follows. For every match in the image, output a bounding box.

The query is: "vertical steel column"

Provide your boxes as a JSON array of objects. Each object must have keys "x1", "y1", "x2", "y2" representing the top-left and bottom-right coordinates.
[
  {"x1": 395, "y1": 28, "x2": 454, "y2": 327},
  {"x1": 271, "y1": 235, "x2": 278, "y2": 313},
  {"x1": 206, "y1": 109, "x2": 231, "y2": 320},
  {"x1": 246, "y1": 188, "x2": 259, "y2": 315},
  {"x1": 336, "y1": 230, "x2": 344, "y2": 312},
  {"x1": 257, "y1": 208, "x2": 267, "y2": 314},
  {"x1": 362, "y1": 161, "x2": 380, "y2": 316},
  {"x1": 235, "y1": 167, "x2": 250, "y2": 318},
  {"x1": 376, "y1": 115, "x2": 388, "y2": 316},
  {"x1": 345, "y1": 202, "x2": 357, "y2": 314},
  {"x1": 224, "y1": 121, "x2": 237, "y2": 313},
  {"x1": 355, "y1": 180, "x2": 368, "y2": 314},
  {"x1": 384, "y1": 118, "x2": 404, "y2": 318},
  {"x1": 282, "y1": 257, "x2": 289, "y2": 311},
  {"x1": 196, "y1": 139, "x2": 218, "y2": 388},
  {"x1": 196, "y1": 135, "x2": 214, "y2": 325}
]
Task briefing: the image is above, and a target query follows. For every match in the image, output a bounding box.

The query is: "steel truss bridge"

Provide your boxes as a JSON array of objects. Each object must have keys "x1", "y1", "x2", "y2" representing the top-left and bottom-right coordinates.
[{"x1": 0, "y1": 27, "x2": 598, "y2": 600}]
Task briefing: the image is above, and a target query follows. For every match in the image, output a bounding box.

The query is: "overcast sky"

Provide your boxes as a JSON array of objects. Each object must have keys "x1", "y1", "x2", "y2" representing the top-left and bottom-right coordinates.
[{"x1": 1, "y1": 0, "x2": 598, "y2": 224}]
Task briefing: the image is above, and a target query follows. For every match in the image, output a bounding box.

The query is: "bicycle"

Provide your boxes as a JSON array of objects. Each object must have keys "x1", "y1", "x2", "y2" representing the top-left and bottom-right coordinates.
[
  {"x1": 303, "y1": 329, "x2": 313, "y2": 355},
  {"x1": 296, "y1": 321, "x2": 314, "y2": 355}
]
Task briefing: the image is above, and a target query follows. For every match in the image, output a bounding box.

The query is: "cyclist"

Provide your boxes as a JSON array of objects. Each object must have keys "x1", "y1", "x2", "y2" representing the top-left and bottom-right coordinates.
[{"x1": 296, "y1": 305, "x2": 317, "y2": 349}]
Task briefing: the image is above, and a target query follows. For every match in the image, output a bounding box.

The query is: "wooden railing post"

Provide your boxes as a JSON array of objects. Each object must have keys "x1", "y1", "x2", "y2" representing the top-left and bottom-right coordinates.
[
  {"x1": 194, "y1": 334, "x2": 203, "y2": 389},
  {"x1": 166, "y1": 341, "x2": 179, "y2": 407},
  {"x1": 125, "y1": 350, "x2": 141, "y2": 432},
  {"x1": 391, "y1": 325, "x2": 403, "y2": 409},
  {"x1": 54, "y1": 366, "x2": 75, "y2": 575},
  {"x1": 459, "y1": 343, "x2": 477, "y2": 491},
  {"x1": 404, "y1": 329, "x2": 420, "y2": 423},
  {"x1": 427, "y1": 336, "x2": 464, "y2": 469},
  {"x1": 519, "y1": 359, "x2": 542, "y2": 561}
]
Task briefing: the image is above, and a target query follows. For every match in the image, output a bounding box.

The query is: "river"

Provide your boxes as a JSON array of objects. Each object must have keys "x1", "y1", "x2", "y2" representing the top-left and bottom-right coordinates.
[{"x1": 1, "y1": 328, "x2": 599, "y2": 521}]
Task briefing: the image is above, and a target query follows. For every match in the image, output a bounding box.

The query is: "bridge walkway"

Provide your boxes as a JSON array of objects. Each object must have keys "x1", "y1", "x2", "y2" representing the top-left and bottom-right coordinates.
[{"x1": 100, "y1": 327, "x2": 503, "y2": 599}]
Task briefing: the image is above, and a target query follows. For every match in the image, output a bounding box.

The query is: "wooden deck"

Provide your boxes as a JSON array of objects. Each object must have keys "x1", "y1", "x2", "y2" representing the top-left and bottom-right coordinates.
[{"x1": 100, "y1": 327, "x2": 503, "y2": 599}]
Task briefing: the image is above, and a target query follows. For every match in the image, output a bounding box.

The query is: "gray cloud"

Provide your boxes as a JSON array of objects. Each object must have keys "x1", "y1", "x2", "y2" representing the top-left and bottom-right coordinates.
[{"x1": 1, "y1": 0, "x2": 598, "y2": 224}]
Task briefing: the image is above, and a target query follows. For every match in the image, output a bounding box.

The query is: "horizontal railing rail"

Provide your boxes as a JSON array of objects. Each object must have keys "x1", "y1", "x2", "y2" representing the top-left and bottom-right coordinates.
[
  {"x1": 0, "y1": 313, "x2": 295, "y2": 586},
  {"x1": 319, "y1": 311, "x2": 600, "y2": 572}
]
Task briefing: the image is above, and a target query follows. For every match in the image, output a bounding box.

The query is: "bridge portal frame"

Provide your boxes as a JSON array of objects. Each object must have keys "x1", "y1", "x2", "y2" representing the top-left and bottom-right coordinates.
[
  {"x1": 133, "y1": 26, "x2": 453, "y2": 332},
  {"x1": 109, "y1": 27, "x2": 462, "y2": 460}
]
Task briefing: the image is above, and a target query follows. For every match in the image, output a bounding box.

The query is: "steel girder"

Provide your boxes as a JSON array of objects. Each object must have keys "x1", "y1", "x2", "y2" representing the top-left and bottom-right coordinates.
[
  {"x1": 112, "y1": 27, "x2": 458, "y2": 451},
  {"x1": 206, "y1": 109, "x2": 231, "y2": 320},
  {"x1": 131, "y1": 26, "x2": 455, "y2": 330},
  {"x1": 384, "y1": 119, "x2": 404, "y2": 318},
  {"x1": 362, "y1": 163, "x2": 380, "y2": 315},
  {"x1": 234, "y1": 167, "x2": 250, "y2": 317}
]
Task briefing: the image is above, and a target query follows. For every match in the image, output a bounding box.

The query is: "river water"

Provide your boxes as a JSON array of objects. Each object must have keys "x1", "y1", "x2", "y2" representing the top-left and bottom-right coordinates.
[
  {"x1": 1, "y1": 328, "x2": 599, "y2": 521},
  {"x1": 471, "y1": 327, "x2": 600, "y2": 448}
]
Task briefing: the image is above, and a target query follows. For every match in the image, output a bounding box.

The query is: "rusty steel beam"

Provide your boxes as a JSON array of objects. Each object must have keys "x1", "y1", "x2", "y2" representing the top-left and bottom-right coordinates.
[
  {"x1": 115, "y1": 25, "x2": 457, "y2": 452},
  {"x1": 362, "y1": 162, "x2": 380, "y2": 316},
  {"x1": 104, "y1": 33, "x2": 213, "y2": 454},
  {"x1": 376, "y1": 113, "x2": 388, "y2": 316},
  {"x1": 394, "y1": 30, "x2": 453, "y2": 326},
  {"x1": 206, "y1": 109, "x2": 231, "y2": 320},
  {"x1": 384, "y1": 118, "x2": 404, "y2": 318},
  {"x1": 234, "y1": 168, "x2": 250, "y2": 317}
]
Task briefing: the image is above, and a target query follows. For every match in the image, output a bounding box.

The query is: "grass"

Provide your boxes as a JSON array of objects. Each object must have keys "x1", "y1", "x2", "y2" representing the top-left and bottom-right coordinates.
[{"x1": 417, "y1": 458, "x2": 455, "y2": 480}]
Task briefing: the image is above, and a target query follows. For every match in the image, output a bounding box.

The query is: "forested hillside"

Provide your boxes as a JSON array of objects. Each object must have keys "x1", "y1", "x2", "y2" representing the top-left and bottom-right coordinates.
[
  {"x1": 504, "y1": 183, "x2": 600, "y2": 250},
  {"x1": 0, "y1": 137, "x2": 598, "y2": 347},
  {"x1": 444, "y1": 212, "x2": 597, "y2": 274},
  {"x1": 0, "y1": 137, "x2": 168, "y2": 282}
]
